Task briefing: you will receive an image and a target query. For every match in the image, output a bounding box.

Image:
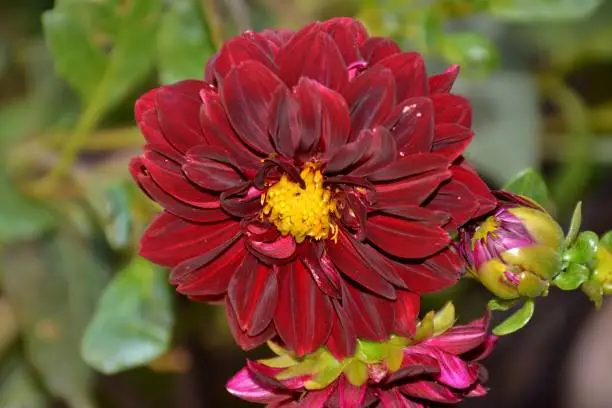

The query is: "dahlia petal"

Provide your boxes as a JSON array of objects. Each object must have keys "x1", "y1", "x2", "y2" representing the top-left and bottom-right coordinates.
[
  {"x1": 397, "y1": 248, "x2": 462, "y2": 293},
  {"x1": 226, "y1": 366, "x2": 290, "y2": 404},
  {"x1": 411, "y1": 347, "x2": 478, "y2": 389},
  {"x1": 324, "y1": 131, "x2": 370, "y2": 174},
  {"x1": 301, "y1": 245, "x2": 341, "y2": 298},
  {"x1": 247, "y1": 234, "x2": 297, "y2": 261},
  {"x1": 384, "y1": 97, "x2": 434, "y2": 155},
  {"x1": 341, "y1": 282, "x2": 394, "y2": 341},
  {"x1": 455, "y1": 162, "x2": 497, "y2": 218},
  {"x1": 326, "y1": 232, "x2": 396, "y2": 299},
  {"x1": 221, "y1": 60, "x2": 283, "y2": 153},
  {"x1": 213, "y1": 34, "x2": 277, "y2": 79},
  {"x1": 140, "y1": 211, "x2": 240, "y2": 267},
  {"x1": 135, "y1": 88, "x2": 158, "y2": 122},
  {"x1": 269, "y1": 85, "x2": 301, "y2": 158},
  {"x1": 274, "y1": 261, "x2": 333, "y2": 356},
  {"x1": 422, "y1": 318, "x2": 489, "y2": 355},
  {"x1": 322, "y1": 17, "x2": 368, "y2": 64},
  {"x1": 368, "y1": 153, "x2": 449, "y2": 183},
  {"x1": 470, "y1": 336, "x2": 499, "y2": 362},
  {"x1": 228, "y1": 255, "x2": 278, "y2": 336},
  {"x1": 467, "y1": 384, "x2": 488, "y2": 397},
  {"x1": 386, "y1": 352, "x2": 440, "y2": 384},
  {"x1": 277, "y1": 30, "x2": 348, "y2": 92},
  {"x1": 428, "y1": 65, "x2": 459, "y2": 94},
  {"x1": 372, "y1": 206, "x2": 450, "y2": 228},
  {"x1": 366, "y1": 214, "x2": 450, "y2": 259},
  {"x1": 327, "y1": 300, "x2": 357, "y2": 359},
  {"x1": 220, "y1": 182, "x2": 262, "y2": 218},
  {"x1": 156, "y1": 85, "x2": 207, "y2": 153},
  {"x1": 373, "y1": 167, "x2": 451, "y2": 208},
  {"x1": 399, "y1": 380, "x2": 461, "y2": 404},
  {"x1": 293, "y1": 78, "x2": 351, "y2": 154},
  {"x1": 260, "y1": 28, "x2": 294, "y2": 48},
  {"x1": 199, "y1": 87, "x2": 261, "y2": 170},
  {"x1": 141, "y1": 150, "x2": 220, "y2": 208},
  {"x1": 344, "y1": 235, "x2": 407, "y2": 289},
  {"x1": 172, "y1": 238, "x2": 244, "y2": 296},
  {"x1": 361, "y1": 37, "x2": 401, "y2": 66},
  {"x1": 344, "y1": 66, "x2": 396, "y2": 140},
  {"x1": 378, "y1": 389, "x2": 423, "y2": 408},
  {"x1": 350, "y1": 127, "x2": 397, "y2": 176},
  {"x1": 138, "y1": 110, "x2": 174, "y2": 152},
  {"x1": 425, "y1": 170, "x2": 479, "y2": 229},
  {"x1": 130, "y1": 158, "x2": 230, "y2": 222},
  {"x1": 294, "y1": 386, "x2": 335, "y2": 408},
  {"x1": 432, "y1": 93, "x2": 472, "y2": 128},
  {"x1": 226, "y1": 297, "x2": 275, "y2": 350},
  {"x1": 337, "y1": 376, "x2": 366, "y2": 408},
  {"x1": 432, "y1": 123, "x2": 473, "y2": 161},
  {"x1": 375, "y1": 52, "x2": 427, "y2": 101},
  {"x1": 393, "y1": 290, "x2": 420, "y2": 337},
  {"x1": 183, "y1": 155, "x2": 244, "y2": 192}
]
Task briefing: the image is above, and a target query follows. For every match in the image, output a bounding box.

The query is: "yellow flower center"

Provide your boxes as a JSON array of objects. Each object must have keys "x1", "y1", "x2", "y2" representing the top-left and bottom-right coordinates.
[
  {"x1": 471, "y1": 215, "x2": 499, "y2": 246},
  {"x1": 261, "y1": 163, "x2": 339, "y2": 243}
]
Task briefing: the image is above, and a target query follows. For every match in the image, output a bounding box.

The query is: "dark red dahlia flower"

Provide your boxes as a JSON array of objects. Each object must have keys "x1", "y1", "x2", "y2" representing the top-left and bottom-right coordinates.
[
  {"x1": 226, "y1": 305, "x2": 497, "y2": 407},
  {"x1": 130, "y1": 17, "x2": 496, "y2": 358}
]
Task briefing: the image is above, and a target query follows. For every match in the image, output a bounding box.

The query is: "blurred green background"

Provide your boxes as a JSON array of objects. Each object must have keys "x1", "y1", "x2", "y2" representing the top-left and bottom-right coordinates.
[{"x1": 2, "y1": 0, "x2": 612, "y2": 407}]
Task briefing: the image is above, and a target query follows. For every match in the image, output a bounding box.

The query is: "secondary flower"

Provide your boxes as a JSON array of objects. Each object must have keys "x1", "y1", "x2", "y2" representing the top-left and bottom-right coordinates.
[
  {"x1": 227, "y1": 303, "x2": 497, "y2": 407},
  {"x1": 130, "y1": 17, "x2": 496, "y2": 357},
  {"x1": 459, "y1": 191, "x2": 564, "y2": 299}
]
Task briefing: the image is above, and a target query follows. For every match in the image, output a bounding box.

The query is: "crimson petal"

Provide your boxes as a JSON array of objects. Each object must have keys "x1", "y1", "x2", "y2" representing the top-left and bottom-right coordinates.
[
  {"x1": 384, "y1": 97, "x2": 434, "y2": 155},
  {"x1": 350, "y1": 127, "x2": 397, "y2": 176},
  {"x1": 269, "y1": 85, "x2": 301, "y2": 158},
  {"x1": 397, "y1": 248, "x2": 462, "y2": 293},
  {"x1": 374, "y1": 169, "x2": 451, "y2": 207},
  {"x1": 274, "y1": 261, "x2": 333, "y2": 356},
  {"x1": 432, "y1": 93, "x2": 472, "y2": 128},
  {"x1": 322, "y1": 17, "x2": 368, "y2": 65},
  {"x1": 327, "y1": 300, "x2": 357, "y2": 359},
  {"x1": 341, "y1": 282, "x2": 394, "y2": 341},
  {"x1": 366, "y1": 213, "x2": 450, "y2": 259},
  {"x1": 183, "y1": 154, "x2": 244, "y2": 192},
  {"x1": 344, "y1": 66, "x2": 396, "y2": 141},
  {"x1": 156, "y1": 84, "x2": 206, "y2": 153},
  {"x1": 425, "y1": 171, "x2": 479, "y2": 230},
  {"x1": 326, "y1": 232, "x2": 396, "y2": 300},
  {"x1": 301, "y1": 245, "x2": 341, "y2": 299},
  {"x1": 432, "y1": 123, "x2": 473, "y2": 161},
  {"x1": 277, "y1": 30, "x2": 348, "y2": 92},
  {"x1": 337, "y1": 376, "x2": 366, "y2": 407},
  {"x1": 399, "y1": 381, "x2": 461, "y2": 404},
  {"x1": 428, "y1": 65, "x2": 459, "y2": 94},
  {"x1": 368, "y1": 153, "x2": 449, "y2": 183},
  {"x1": 375, "y1": 52, "x2": 427, "y2": 101},
  {"x1": 213, "y1": 34, "x2": 277, "y2": 79},
  {"x1": 220, "y1": 60, "x2": 283, "y2": 154},
  {"x1": 378, "y1": 389, "x2": 423, "y2": 408},
  {"x1": 228, "y1": 254, "x2": 279, "y2": 336},
  {"x1": 226, "y1": 298, "x2": 275, "y2": 350},
  {"x1": 393, "y1": 290, "x2": 420, "y2": 337},
  {"x1": 361, "y1": 37, "x2": 401, "y2": 66}
]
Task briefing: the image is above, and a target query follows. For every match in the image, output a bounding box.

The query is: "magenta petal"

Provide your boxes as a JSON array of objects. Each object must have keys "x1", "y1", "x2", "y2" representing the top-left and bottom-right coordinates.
[
  {"x1": 410, "y1": 346, "x2": 478, "y2": 389},
  {"x1": 294, "y1": 78, "x2": 351, "y2": 155},
  {"x1": 384, "y1": 97, "x2": 434, "y2": 155},
  {"x1": 337, "y1": 376, "x2": 366, "y2": 408},
  {"x1": 226, "y1": 366, "x2": 289, "y2": 404},
  {"x1": 399, "y1": 380, "x2": 462, "y2": 404},
  {"x1": 378, "y1": 389, "x2": 423, "y2": 408},
  {"x1": 393, "y1": 290, "x2": 420, "y2": 337},
  {"x1": 428, "y1": 65, "x2": 459, "y2": 94},
  {"x1": 422, "y1": 320, "x2": 489, "y2": 355},
  {"x1": 344, "y1": 66, "x2": 396, "y2": 140},
  {"x1": 220, "y1": 60, "x2": 283, "y2": 154},
  {"x1": 467, "y1": 384, "x2": 488, "y2": 398},
  {"x1": 274, "y1": 261, "x2": 333, "y2": 356},
  {"x1": 277, "y1": 30, "x2": 348, "y2": 92},
  {"x1": 326, "y1": 232, "x2": 396, "y2": 299},
  {"x1": 295, "y1": 386, "x2": 335, "y2": 408},
  {"x1": 432, "y1": 123, "x2": 473, "y2": 161},
  {"x1": 386, "y1": 352, "x2": 440, "y2": 384},
  {"x1": 366, "y1": 214, "x2": 450, "y2": 259},
  {"x1": 361, "y1": 37, "x2": 401, "y2": 65},
  {"x1": 228, "y1": 255, "x2": 278, "y2": 336}
]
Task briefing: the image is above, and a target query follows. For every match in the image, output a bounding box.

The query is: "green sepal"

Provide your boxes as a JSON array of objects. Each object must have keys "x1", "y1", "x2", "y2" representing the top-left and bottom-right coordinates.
[
  {"x1": 600, "y1": 231, "x2": 612, "y2": 252},
  {"x1": 488, "y1": 298, "x2": 519, "y2": 311},
  {"x1": 553, "y1": 263, "x2": 590, "y2": 291},
  {"x1": 343, "y1": 359, "x2": 368, "y2": 386},
  {"x1": 492, "y1": 299, "x2": 535, "y2": 336},
  {"x1": 562, "y1": 202, "x2": 582, "y2": 250},
  {"x1": 582, "y1": 280, "x2": 604, "y2": 309},
  {"x1": 562, "y1": 231, "x2": 599, "y2": 265},
  {"x1": 432, "y1": 302, "x2": 456, "y2": 335}
]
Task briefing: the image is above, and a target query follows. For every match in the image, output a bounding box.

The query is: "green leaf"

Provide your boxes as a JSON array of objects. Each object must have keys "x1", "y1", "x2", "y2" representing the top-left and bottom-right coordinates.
[
  {"x1": 82, "y1": 257, "x2": 173, "y2": 374},
  {"x1": 490, "y1": 0, "x2": 604, "y2": 22},
  {"x1": 600, "y1": 231, "x2": 612, "y2": 252},
  {"x1": 158, "y1": 0, "x2": 214, "y2": 84},
  {"x1": 493, "y1": 299, "x2": 535, "y2": 336},
  {"x1": 582, "y1": 280, "x2": 603, "y2": 309},
  {"x1": 438, "y1": 32, "x2": 499, "y2": 77},
  {"x1": 563, "y1": 231, "x2": 599, "y2": 265},
  {"x1": 0, "y1": 171, "x2": 57, "y2": 243},
  {"x1": 1, "y1": 229, "x2": 111, "y2": 408},
  {"x1": 488, "y1": 298, "x2": 519, "y2": 311},
  {"x1": 0, "y1": 355, "x2": 47, "y2": 408},
  {"x1": 553, "y1": 263, "x2": 590, "y2": 290},
  {"x1": 43, "y1": 0, "x2": 162, "y2": 109},
  {"x1": 563, "y1": 201, "x2": 582, "y2": 249},
  {"x1": 504, "y1": 168, "x2": 551, "y2": 208}
]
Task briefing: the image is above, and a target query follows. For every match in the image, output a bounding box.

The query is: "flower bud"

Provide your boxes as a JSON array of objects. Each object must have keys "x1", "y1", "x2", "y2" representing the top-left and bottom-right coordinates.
[{"x1": 459, "y1": 192, "x2": 564, "y2": 299}]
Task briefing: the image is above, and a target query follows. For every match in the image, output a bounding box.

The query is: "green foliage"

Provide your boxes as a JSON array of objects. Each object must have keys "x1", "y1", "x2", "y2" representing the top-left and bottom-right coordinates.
[
  {"x1": 82, "y1": 257, "x2": 174, "y2": 374},
  {"x1": 563, "y1": 202, "x2": 582, "y2": 249},
  {"x1": 438, "y1": 32, "x2": 499, "y2": 77},
  {"x1": 562, "y1": 231, "x2": 599, "y2": 265},
  {"x1": 504, "y1": 168, "x2": 552, "y2": 209},
  {"x1": 158, "y1": 0, "x2": 215, "y2": 84},
  {"x1": 43, "y1": 0, "x2": 162, "y2": 109},
  {"x1": 553, "y1": 263, "x2": 590, "y2": 290},
  {"x1": 2, "y1": 229, "x2": 112, "y2": 408},
  {"x1": 489, "y1": 0, "x2": 604, "y2": 22},
  {"x1": 492, "y1": 298, "x2": 535, "y2": 336},
  {"x1": 0, "y1": 355, "x2": 46, "y2": 408},
  {"x1": 488, "y1": 298, "x2": 519, "y2": 311}
]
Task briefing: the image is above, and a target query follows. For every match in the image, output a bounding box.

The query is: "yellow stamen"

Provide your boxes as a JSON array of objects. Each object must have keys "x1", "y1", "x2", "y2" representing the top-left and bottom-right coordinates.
[
  {"x1": 471, "y1": 216, "x2": 499, "y2": 247},
  {"x1": 261, "y1": 163, "x2": 339, "y2": 243}
]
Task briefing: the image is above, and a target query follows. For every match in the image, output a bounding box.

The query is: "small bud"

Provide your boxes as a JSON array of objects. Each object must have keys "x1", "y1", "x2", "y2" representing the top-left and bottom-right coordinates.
[{"x1": 459, "y1": 192, "x2": 564, "y2": 299}]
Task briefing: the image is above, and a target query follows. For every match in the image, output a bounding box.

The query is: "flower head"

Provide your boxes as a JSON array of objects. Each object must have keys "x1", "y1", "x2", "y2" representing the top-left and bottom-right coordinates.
[
  {"x1": 227, "y1": 303, "x2": 497, "y2": 407},
  {"x1": 459, "y1": 191, "x2": 564, "y2": 299},
  {"x1": 130, "y1": 17, "x2": 496, "y2": 357}
]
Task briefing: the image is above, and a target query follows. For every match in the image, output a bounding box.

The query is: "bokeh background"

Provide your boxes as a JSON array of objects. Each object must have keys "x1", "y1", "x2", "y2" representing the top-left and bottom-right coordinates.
[{"x1": 1, "y1": 0, "x2": 612, "y2": 407}]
